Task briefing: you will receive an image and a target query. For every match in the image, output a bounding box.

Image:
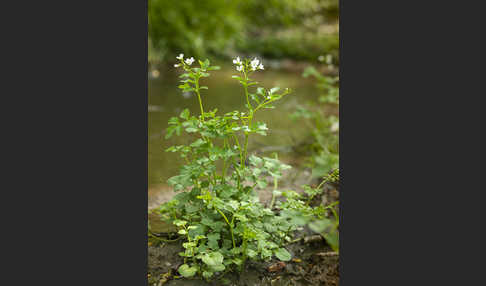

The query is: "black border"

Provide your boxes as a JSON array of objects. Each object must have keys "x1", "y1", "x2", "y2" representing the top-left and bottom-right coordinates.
[
  {"x1": 4, "y1": 0, "x2": 481, "y2": 284},
  {"x1": 4, "y1": 0, "x2": 148, "y2": 284}
]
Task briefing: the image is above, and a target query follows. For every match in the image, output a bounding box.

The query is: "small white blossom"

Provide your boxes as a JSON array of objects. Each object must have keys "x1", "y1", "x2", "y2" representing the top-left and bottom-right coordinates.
[
  {"x1": 250, "y1": 58, "x2": 260, "y2": 71},
  {"x1": 318, "y1": 55, "x2": 325, "y2": 62},
  {"x1": 258, "y1": 124, "x2": 268, "y2": 130},
  {"x1": 258, "y1": 63, "x2": 264, "y2": 70},
  {"x1": 185, "y1": 57, "x2": 195, "y2": 65},
  {"x1": 243, "y1": 126, "x2": 251, "y2": 132},
  {"x1": 233, "y1": 56, "x2": 242, "y2": 65},
  {"x1": 326, "y1": 55, "x2": 333, "y2": 65},
  {"x1": 331, "y1": 122, "x2": 339, "y2": 132},
  {"x1": 236, "y1": 65, "x2": 243, "y2": 71},
  {"x1": 151, "y1": 70, "x2": 160, "y2": 78},
  {"x1": 174, "y1": 64, "x2": 180, "y2": 68},
  {"x1": 176, "y1": 53, "x2": 184, "y2": 60}
]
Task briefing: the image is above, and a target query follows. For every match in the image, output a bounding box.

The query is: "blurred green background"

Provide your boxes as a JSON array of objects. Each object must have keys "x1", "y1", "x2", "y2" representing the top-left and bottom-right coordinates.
[
  {"x1": 148, "y1": 0, "x2": 339, "y2": 193},
  {"x1": 149, "y1": 0, "x2": 338, "y2": 66}
]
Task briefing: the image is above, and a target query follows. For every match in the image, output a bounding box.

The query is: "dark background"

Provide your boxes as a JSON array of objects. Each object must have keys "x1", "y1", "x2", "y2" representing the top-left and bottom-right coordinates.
[{"x1": 1, "y1": 0, "x2": 484, "y2": 285}]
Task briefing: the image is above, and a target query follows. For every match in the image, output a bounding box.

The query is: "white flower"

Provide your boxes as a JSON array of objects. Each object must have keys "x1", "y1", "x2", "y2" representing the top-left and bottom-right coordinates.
[
  {"x1": 318, "y1": 55, "x2": 325, "y2": 62},
  {"x1": 258, "y1": 63, "x2": 264, "y2": 70},
  {"x1": 236, "y1": 65, "x2": 243, "y2": 71},
  {"x1": 250, "y1": 58, "x2": 260, "y2": 70},
  {"x1": 233, "y1": 56, "x2": 242, "y2": 65},
  {"x1": 176, "y1": 53, "x2": 184, "y2": 60},
  {"x1": 151, "y1": 70, "x2": 160, "y2": 78},
  {"x1": 331, "y1": 122, "x2": 339, "y2": 132},
  {"x1": 174, "y1": 64, "x2": 180, "y2": 68},
  {"x1": 185, "y1": 57, "x2": 195, "y2": 65},
  {"x1": 258, "y1": 123, "x2": 268, "y2": 130},
  {"x1": 326, "y1": 55, "x2": 333, "y2": 65}
]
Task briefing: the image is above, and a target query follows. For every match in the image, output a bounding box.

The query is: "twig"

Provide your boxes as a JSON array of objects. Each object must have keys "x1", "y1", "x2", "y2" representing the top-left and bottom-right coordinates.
[
  {"x1": 304, "y1": 235, "x2": 323, "y2": 243},
  {"x1": 148, "y1": 230, "x2": 182, "y2": 243},
  {"x1": 315, "y1": 251, "x2": 339, "y2": 257}
]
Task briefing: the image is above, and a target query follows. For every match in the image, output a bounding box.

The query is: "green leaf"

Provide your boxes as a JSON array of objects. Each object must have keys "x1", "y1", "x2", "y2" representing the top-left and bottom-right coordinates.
[
  {"x1": 309, "y1": 219, "x2": 332, "y2": 233},
  {"x1": 202, "y1": 251, "x2": 224, "y2": 267},
  {"x1": 260, "y1": 247, "x2": 273, "y2": 259},
  {"x1": 185, "y1": 203, "x2": 200, "y2": 213},
  {"x1": 257, "y1": 180, "x2": 268, "y2": 188},
  {"x1": 227, "y1": 200, "x2": 239, "y2": 211},
  {"x1": 210, "y1": 263, "x2": 225, "y2": 272},
  {"x1": 232, "y1": 258, "x2": 243, "y2": 266},
  {"x1": 179, "y1": 108, "x2": 190, "y2": 120},
  {"x1": 272, "y1": 190, "x2": 282, "y2": 197},
  {"x1": 246, "y1": 248, "x2": 257, "y2": 258},
  {"x1": 274, "y1": 248, "x2": 291, "y2": 261},
  {"x1": 178, "y1": 264, "x2": 198, "y2": 277},
  {"x1": 207, "y1": 232, "x2": 220, "y2": 241},
  {"x1": 249, "y1": 155, "x2": 263, "y2": 166},
  {"x1": 324, "y1": 231, "x2": 339, "y2": 252},
  {"x1": 207, "y1": 232, "x2": 220, "y2": 249},
  {"x1": 202, "y1": 270, "x2": 214, "y2": 279},
  {"x1": 182, "y1": 242, "x2": 196, "y2": 249},
  {"x1": 190, "y1": 138, "x2": 206, "y2": 148},
  {"x1": 269, "y1": 87, "x2": 280, "y2": 94},
  {"x1": 173, "y1": 220, "x2": 187, "y2": 227},
  {"x1": 188, "y1": 224, "x2": 207, "y2": 238}
]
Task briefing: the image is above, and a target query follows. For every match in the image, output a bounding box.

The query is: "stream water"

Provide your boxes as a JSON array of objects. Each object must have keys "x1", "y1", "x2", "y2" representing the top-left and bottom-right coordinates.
[{"x1": 148, "y1": 64, "x2": 325, "y2": 195}]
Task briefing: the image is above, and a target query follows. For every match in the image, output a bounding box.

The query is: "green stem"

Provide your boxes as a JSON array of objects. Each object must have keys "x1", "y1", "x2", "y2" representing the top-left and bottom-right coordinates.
[
  {"x1": 230, "y1": 155, "x2": 242, "y2": 190},
  {"x1": 232, "y1": 134, "x2": 243, "y2": 169},
  {"x1": 241, "y1": 238, "x2": 248, "y2": 270},
  {"x1": 269, "y1": 153, "x2": 278, "y2": 209},
  {"x1": 241, "y1": 70, "x2": 254, "y2": 170},
  {"x1": 324, "y1": 201, "x2": 339, "y2": 209},
  {"x1": 241, "y1": 111, "x2": 254, "y2": 170},
  {"x1": 194, "y1": 76, "x2": 205, "y2": 120},
  {"x1": 215, "y1": 208, "x2": 236, "y2": 248},
  {"x1": 221, "y1": 138, "x2": 229, "y2": 183},
  {"x1": 242, "y1": 133, "x2": 249, "y2": 169},
  {"x1": 243, "y1": 71, "x2": 252, "y2": 110}
]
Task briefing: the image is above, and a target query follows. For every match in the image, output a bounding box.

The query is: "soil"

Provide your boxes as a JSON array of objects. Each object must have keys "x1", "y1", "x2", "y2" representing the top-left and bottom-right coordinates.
[{"x1": 148, "y1": 236, "x2": 338, "y2": 286}]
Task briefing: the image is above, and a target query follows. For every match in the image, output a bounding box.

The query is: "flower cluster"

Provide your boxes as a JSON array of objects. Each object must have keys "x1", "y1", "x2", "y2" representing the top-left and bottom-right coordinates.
[
  {"x1": 318, "y1": 54, "x2": 334, "y2": 66},
  {"x1": 233, "y1": 56, "x2": 264, "y2": 72},
  {"x1": 174, "y1": 53, "x2": 195, "y2": 68},
  {"x1": 250, "y1": 58, "x2": 264, "y2": 71}
]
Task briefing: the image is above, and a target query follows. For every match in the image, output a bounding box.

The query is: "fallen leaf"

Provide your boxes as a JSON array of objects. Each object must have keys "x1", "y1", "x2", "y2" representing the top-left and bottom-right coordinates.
[{"x1": 268, "y1": 261, "x2": 286, "y2": 272}]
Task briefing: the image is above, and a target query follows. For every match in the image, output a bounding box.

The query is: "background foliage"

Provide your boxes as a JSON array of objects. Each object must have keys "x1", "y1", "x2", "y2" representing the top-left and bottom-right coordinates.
[{"x1": 148, "y1": 0, "x2": 339, "y2": 65}]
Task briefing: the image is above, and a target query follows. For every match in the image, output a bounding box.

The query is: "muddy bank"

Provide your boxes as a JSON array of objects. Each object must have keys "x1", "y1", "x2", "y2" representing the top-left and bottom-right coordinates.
[
  {"x1": 148, "y1": 178, "x2": 339, "y2": 286},
  {"x1": 148, "y1": 233, "x2": 338, "y2": 286}
]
